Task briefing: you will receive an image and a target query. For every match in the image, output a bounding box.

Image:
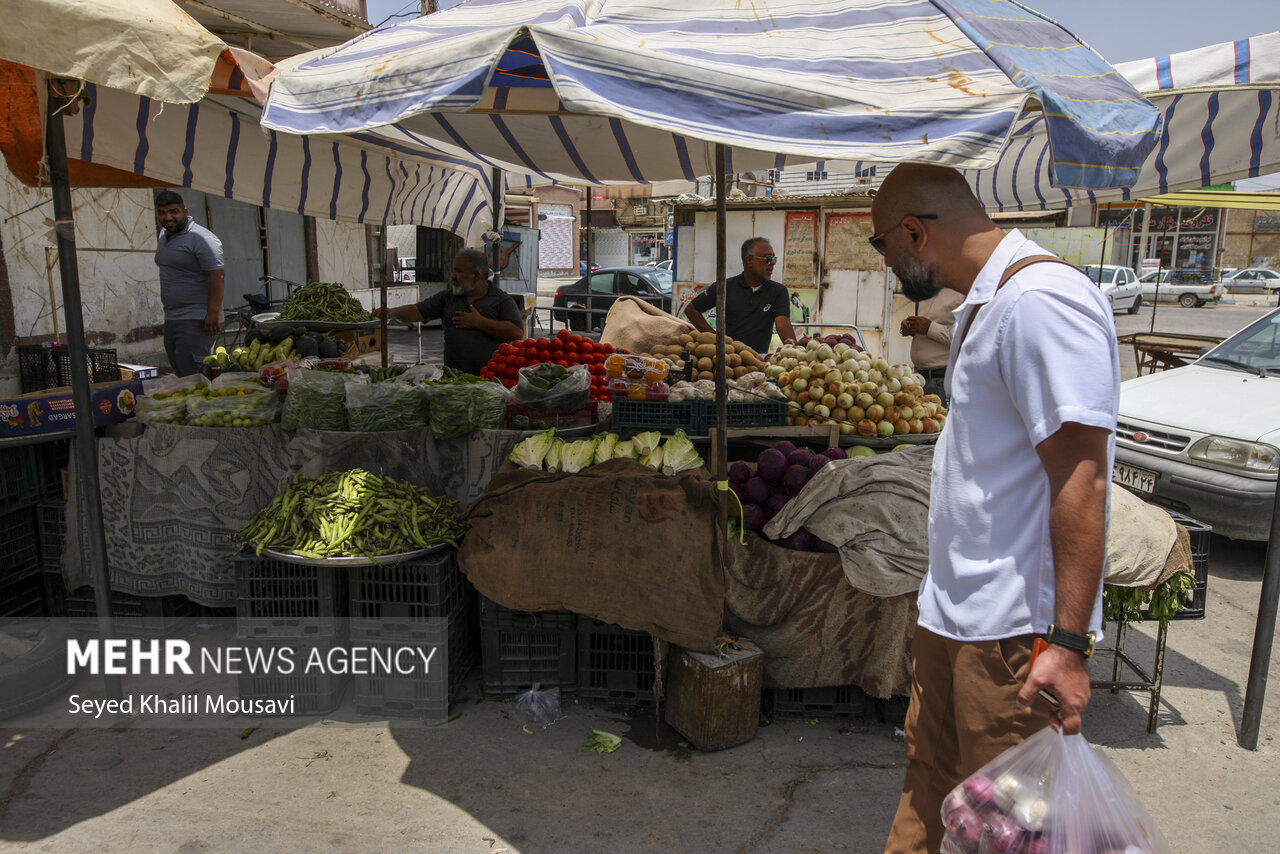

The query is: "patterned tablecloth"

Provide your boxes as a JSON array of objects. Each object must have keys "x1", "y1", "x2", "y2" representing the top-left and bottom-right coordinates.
[{"x1": 63, "y1": 424, "x2": 524, "y2": 606}]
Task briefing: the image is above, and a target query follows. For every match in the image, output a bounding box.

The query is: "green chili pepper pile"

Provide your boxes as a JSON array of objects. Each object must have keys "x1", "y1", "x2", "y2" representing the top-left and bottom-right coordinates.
[
  {"x1": 235, "y1": 468, "x2": 465, "y2": 559},
  {"x1": 274, "y1": 281, "x2": 372, "y2": 323}
]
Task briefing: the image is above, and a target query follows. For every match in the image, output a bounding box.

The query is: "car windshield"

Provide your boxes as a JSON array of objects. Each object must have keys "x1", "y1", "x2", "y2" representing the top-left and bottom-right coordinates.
[
  {"x1": 1081, "y1": 265, "x2": 1116, "y2": 284},
  {"x1": 1200, "y1": 311, "x2": 1280, "y2": 375},
  {"x1": 651, "y1": 270, "x2": 673, "y2": 293}
]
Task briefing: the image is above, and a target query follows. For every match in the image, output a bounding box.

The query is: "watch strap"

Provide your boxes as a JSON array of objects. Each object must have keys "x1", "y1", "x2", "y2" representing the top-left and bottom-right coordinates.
[{"x1": 1045, "y1": 624, "x2": 1095, "y2": 658}]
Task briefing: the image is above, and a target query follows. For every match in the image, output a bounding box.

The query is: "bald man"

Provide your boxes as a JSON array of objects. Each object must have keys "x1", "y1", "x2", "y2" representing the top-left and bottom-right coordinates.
[{"x1": 874, "y1": 165, "x2": 1119, "y2": 854}]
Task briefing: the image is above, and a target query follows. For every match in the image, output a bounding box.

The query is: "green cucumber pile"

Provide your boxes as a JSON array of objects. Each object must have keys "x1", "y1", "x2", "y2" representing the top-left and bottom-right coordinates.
[{"x1": 235, "y1": 468, "x2": 465, "y2": 559}]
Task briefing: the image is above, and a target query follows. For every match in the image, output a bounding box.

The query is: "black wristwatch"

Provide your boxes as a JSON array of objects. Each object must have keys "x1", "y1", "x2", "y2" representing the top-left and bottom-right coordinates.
[{"x1": 1045, "y1": 624, "x2": 1096, "y2": 658}]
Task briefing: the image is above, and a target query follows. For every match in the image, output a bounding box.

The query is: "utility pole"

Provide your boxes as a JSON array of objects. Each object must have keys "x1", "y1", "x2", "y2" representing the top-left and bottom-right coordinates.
[{"x1": 421, "y1": 0, "x2": 437, "y2": 15}]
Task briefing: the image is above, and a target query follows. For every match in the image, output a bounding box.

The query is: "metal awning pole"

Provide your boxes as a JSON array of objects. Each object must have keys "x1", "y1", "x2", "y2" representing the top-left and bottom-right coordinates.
[
  {"x1": 714, "y1": 145, "x2": 728, "y2": 540},
  {"x1": 1239, "y1": 477, "x2": 1280, "y2": 749},
  {"x1": 45, "y1": 82, "x2": 121, "y2": 701}
]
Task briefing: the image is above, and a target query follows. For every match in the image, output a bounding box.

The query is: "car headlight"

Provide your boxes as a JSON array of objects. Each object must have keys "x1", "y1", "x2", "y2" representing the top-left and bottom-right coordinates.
[{"x1": 1187, "y1": 437, "x2": 1280, "y2": 474}]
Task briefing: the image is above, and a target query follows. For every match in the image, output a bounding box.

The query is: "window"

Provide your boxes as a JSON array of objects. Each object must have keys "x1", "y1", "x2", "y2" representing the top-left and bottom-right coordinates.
[
  {"x1": 619, "y1": 274, "x2": 646, "y2": 296},
  {"x1": 589, "y1": 272, "x2": 614, "y2": 294},
  {"x1": 634, "y1": 205, "x2": 648, "y2": 216},
  {"x1": 805, "y1": 171, "x2": 828, "y2": 181}
]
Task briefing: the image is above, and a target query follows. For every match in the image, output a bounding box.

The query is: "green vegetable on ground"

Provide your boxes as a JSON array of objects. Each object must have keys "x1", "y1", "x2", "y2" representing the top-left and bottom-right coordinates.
[{"x1": 578, "y1": 729, "x2": 621, "y2": 754}]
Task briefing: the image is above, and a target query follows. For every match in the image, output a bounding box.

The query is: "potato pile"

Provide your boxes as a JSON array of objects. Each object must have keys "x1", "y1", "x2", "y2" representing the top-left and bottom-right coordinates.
[{"x1": 646, "y1": 331, "x2": 768, "y2": 381}]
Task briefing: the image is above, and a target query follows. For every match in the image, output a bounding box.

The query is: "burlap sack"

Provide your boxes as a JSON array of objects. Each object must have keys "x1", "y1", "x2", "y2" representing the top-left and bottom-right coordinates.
[
  {"x1": 600, "y1": 296, "x2": 694, "y2": 354},
  {"x1": 459, "y1": 458, "x2": 724, "y2": 650}
]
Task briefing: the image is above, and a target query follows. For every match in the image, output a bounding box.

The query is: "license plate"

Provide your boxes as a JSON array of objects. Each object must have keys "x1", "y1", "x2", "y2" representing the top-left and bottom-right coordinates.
[{"x1": 1113, "y1": 461, "x2": 1157, "y2": 494}]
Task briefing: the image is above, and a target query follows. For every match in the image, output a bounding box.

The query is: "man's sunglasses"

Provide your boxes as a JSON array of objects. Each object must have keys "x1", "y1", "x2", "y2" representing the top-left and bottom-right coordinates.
[
  {"x1": 868, "y1": 214, "x2": 938, "y2": 257},
  {"x1": 749, "y1": 253, "x2": 777, "y2": 264}
]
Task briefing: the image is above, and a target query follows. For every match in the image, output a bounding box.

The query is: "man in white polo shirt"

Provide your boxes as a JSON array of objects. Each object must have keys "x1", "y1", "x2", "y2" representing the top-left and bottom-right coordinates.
[{"x1": 874, "y1": 164, "x2": 1119, "y2": 854}]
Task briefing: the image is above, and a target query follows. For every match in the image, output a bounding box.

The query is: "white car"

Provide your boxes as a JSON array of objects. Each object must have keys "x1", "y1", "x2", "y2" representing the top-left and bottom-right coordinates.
[
  {"x1": 1137, "y1": 270, "x2": 1221, "y2": 308},
  {"x1": 1225, "y1": 268, "x2": 1280, "y2": 295},
  {"x1": 1112, "y1": 307, "x2": 1280, "y2": 540},
  {"x1": 1081, "y1": 264, "x2": 1142, "y2": 314}
]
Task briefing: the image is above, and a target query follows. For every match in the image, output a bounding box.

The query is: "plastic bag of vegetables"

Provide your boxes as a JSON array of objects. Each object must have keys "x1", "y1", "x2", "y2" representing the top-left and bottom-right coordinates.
[
  {"x1": 344, "y1": 380, "x2": 428, "y2": 432},
  {"x1": 424, "y1": 379, "x2": 510, "y2": 438},
  {"x1": 185, "y1": 385, "x2": 280, "y2": 427},
  {"x1": 135, "y1": 375, "x2": 208, "y2": 425},
  {"x1": 282, "y1": 367, "x2": 367, "y2": 431},
  {"x1": 513, "y1": 362, "x2": 591, "y2": 413},
  {"x1": 941, "y1": 727, "x2": 1170, "y2": 854}
]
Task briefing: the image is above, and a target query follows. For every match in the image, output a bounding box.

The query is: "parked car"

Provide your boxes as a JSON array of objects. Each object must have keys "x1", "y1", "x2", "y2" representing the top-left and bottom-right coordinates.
[
  {"x1": 1080, "y1": 264, "x2": 1142, "y2": 314},
  {"x1": 396, "y1": 257, "x2": 417, "y2": 283},
  {"x1": 552, "y1": 266, "x2": 674, "y2": 331},
  {"x1": 1225, "y1": 268, "x2": 1280, "y2": 294},
  {"x1": 644, "y1": 259, "x2": 674, "y2": 271},
  {"x1": 1137, "y1": 270, "x2": 1220, "y2": 307},
  {"x1": 1112, "y1": 307, "x2": 1279, "y2": 540}
]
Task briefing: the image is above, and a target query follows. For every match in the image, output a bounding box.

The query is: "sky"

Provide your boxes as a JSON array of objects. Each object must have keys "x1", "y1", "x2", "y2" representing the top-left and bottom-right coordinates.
[{"x1": 361, "y1": 0, "x2": 1275, "y2": 64}]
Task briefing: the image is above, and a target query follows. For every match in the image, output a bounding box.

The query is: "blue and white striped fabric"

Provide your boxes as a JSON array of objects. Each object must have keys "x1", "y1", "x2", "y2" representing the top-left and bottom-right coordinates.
[
  {"x1": 62, "y1": 84, "x2": 524, "y2": 243},
  {"x1": 963, "y1": 32, "x2": 1280, "y2": 212},
  {"x1": 261, "y1": 0, "x2": 1160, "y2": 189}
]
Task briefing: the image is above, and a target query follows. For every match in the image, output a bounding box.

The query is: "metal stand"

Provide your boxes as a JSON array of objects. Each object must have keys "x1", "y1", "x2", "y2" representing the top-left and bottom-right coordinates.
[{"x1": 1091, "y1": 619, "x2": 1169, "y2": 733}]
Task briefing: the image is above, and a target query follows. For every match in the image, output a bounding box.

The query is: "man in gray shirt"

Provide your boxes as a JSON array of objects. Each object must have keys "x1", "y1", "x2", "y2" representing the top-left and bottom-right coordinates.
[
  {"x1": 376, "y1": 248, "x2": 524, "y2": 375},
  {"x1": 154, "y1": 191, "x2": 225, "y2": 376}
]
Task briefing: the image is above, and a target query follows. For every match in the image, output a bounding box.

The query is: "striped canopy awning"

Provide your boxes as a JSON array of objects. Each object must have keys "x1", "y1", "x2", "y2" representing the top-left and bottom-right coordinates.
[
  {"x1": 964, "y1": 32, "x2": 1280, "y2": 213},
  {"x1": 262, "y1": 0, "x2": 1162, "y2": 190},
  {"x1": 56, "y1": 83, "x2": 514, "y2": 243}
]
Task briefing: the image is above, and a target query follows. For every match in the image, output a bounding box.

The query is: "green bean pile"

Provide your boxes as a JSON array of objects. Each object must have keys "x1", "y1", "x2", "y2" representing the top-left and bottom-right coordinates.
[
  {"x1": 274, "y1": 281, "x2": 373, "y2": 323},
  {"x1": 235, "y1": 468, "x2": 466, "y2": 559}
]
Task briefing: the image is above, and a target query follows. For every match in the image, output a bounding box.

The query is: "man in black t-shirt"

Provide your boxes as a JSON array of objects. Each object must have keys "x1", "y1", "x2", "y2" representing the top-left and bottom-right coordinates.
[
  {"x1": 686, "y1": 237, "x2": 796, "y2": 355},
  {"x1": 375, "y1": 248, "x2": 524, "y2": 374}
]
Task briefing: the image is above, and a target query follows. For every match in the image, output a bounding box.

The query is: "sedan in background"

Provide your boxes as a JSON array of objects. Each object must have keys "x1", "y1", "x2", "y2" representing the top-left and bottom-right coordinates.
[
  {"x1": 1225, "y1": 268, "x2": 1280, "y2": 295},
  {"x1": 1112, "y1": 307, "x2": 1279, "y2": 540},
  {"x1": 1081, "y1": 264, "x2": 1142, "y2": 314},
  {"x1": 552, "y1": 266, "x2": 673, "y2": 331}
]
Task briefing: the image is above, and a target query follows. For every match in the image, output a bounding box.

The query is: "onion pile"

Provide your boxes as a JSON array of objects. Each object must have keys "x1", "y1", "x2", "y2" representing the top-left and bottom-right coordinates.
[
  {"x1": 765, "y1": 341, "x2": 947, "y2": 436},
  {"x1": 728, "y1": 441, "x2": 847, "y2": 551}
]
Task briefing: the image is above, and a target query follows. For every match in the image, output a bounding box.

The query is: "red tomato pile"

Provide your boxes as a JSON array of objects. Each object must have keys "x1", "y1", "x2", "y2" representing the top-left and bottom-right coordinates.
[{"x1": 480, "y1": 329, "x2": 626, "y2": 402}]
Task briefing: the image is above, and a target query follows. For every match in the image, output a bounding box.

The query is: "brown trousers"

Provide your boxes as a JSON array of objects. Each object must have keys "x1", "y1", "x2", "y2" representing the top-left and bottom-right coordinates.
[{"x1": 883, "y1": 627, "x2": 1053, "y2": 854}]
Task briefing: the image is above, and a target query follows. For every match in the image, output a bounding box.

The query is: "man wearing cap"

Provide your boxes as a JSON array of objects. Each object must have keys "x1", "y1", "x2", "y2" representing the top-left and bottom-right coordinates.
[{"x1": 685, "y1": 237, "x2": 796, "y2": 355}]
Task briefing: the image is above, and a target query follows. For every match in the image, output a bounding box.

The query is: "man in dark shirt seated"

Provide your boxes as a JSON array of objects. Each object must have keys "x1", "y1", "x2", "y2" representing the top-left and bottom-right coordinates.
[
  {"x1": 685, "y1": 236, "x2": 796, "y2": 355},
  {"x1": 375, "y1": 248, "x2": 525, "y2": 375}
]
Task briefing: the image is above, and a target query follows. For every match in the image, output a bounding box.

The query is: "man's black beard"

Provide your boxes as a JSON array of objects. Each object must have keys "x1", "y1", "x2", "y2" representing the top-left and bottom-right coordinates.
[{"x1": 899, "y1": 272, "x2": 940, "y2": 303}]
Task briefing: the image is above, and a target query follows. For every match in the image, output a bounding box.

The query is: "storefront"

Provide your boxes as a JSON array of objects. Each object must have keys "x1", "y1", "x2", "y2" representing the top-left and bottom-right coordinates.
[{"x1": 1098, "y1": 204, "x2": 1225, "y2": 274}]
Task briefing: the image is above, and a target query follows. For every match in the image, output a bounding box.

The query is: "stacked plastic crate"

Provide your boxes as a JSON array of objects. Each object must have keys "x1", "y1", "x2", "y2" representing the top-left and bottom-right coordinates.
[
  {"x1": 478, "y1": 596, "x2": 577, "y2": 698},
  {"x1": 576, "y1": 617, "x2": 658, "y2": 706},
  {"x1": 234, "y1": 556, "x2": 350, "y2": 715},
  {"x1": 348, "y1": 547, "x2": 479, "y2": 719}
]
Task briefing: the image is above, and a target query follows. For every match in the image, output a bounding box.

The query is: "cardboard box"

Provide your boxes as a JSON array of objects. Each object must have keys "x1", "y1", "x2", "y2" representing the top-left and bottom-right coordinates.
[
  {"x1": 0, "y1": 380, "x2": 143, "y2": 438},
  {"x1": 118, "y1": 363, "x2": 159, "y2": 381}
]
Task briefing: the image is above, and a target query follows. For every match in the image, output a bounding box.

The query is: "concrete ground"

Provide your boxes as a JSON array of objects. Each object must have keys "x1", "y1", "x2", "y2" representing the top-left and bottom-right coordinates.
[{"x1": 2, "y1": 533, "x2": 1278, "y2": 853}]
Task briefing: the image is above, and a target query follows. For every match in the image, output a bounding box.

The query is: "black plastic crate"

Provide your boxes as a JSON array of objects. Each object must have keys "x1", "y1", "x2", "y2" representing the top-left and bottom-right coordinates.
[
  {"x1": 66, "y1": 586, "x2": 199, "y2": 637},
  {"x1": 237, "y1": 636, "x2": 349, "y2": 716},
  {"x1": 479, "y1": 597, "x2": 577, "y2": 696},
  {"x1": 1165, "y1": 509, "x2": 1211, "y2": 621},
  {"x1": 0, "y1": 566, "x2": 47, "y2": 618},
  {"x1": 30, "y1": 439, "x2": 70, "y2": 501},
  {"x1": 576, "y1": 617, "x2": 657, "y2": 706},
  {"x1": 349, "y1": 548, "x2": 471, "y2": 641},
  {"x1": 352, "y1": 592, "x2": 480, "y2": 719},
  {"x1": 0, "y1": 445, "x2": 39, "y2": 510},
  {"x1": 37, "y1": 500, "x2": 65, "y2": 571},
  {"x1": 610, "y1": 397, "x2": 699, "y2": 434},
  {"x1": 695, "y1": 398, "x2": 788, "y2": 434},
  {"x1": 1, "y1": 505, "x2": 39, "y2": 572},
  {"x1": 17, "y1": 345, "x2": 121, "y2": 393},
  {"x1": 234, "y1": 556, "x2": 348, "y2": 638},
  {"x1": 767, "y1": 685, "x2": 872, "y2": 719}
]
